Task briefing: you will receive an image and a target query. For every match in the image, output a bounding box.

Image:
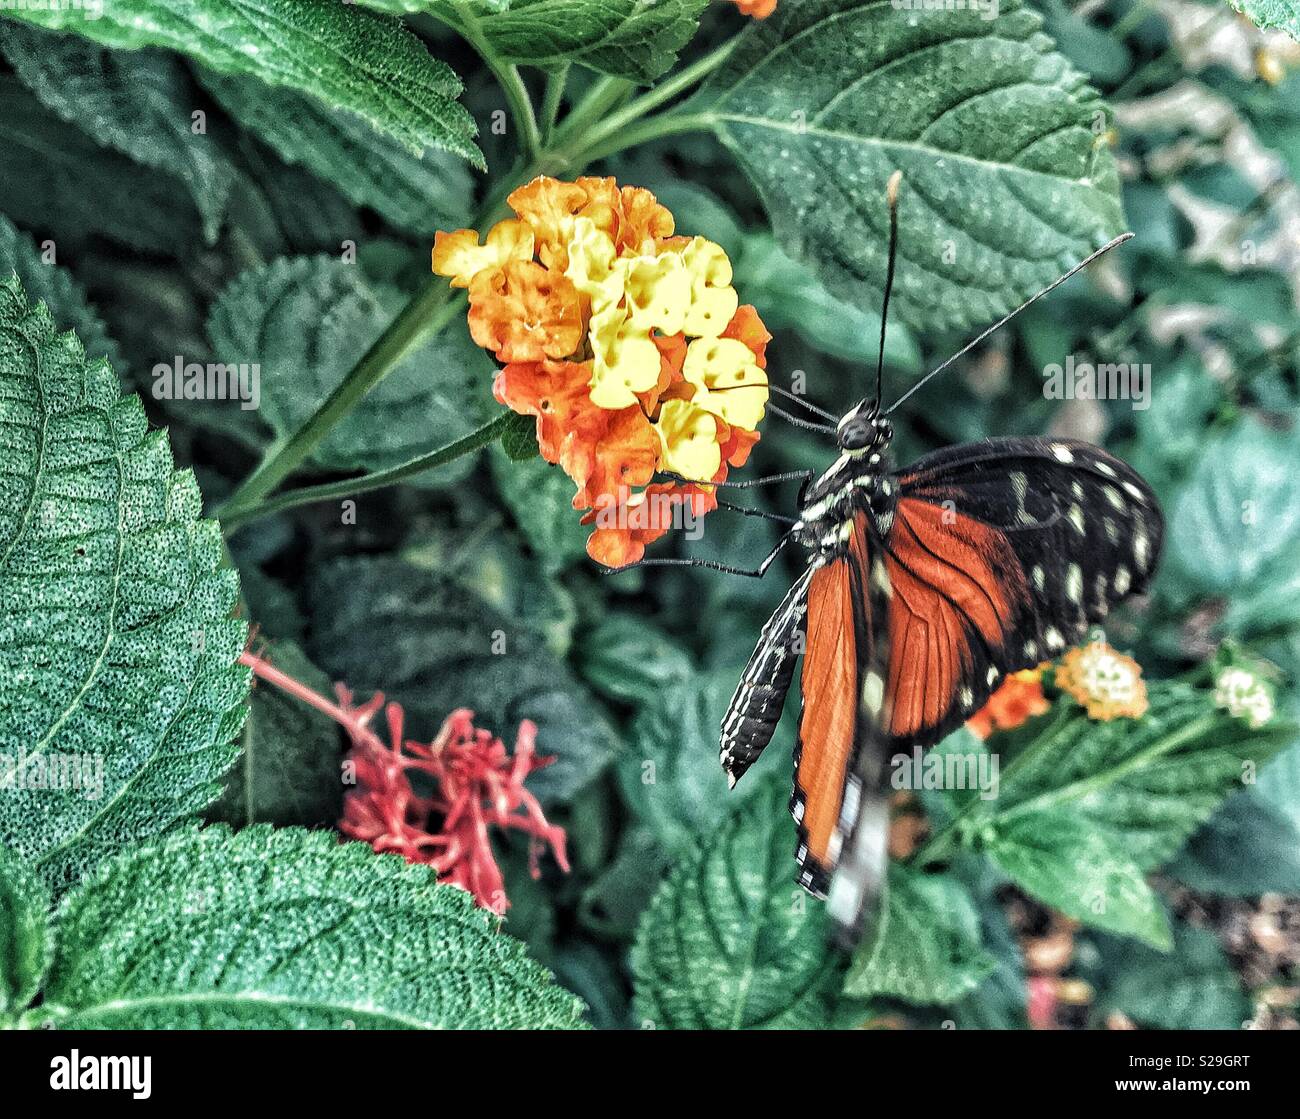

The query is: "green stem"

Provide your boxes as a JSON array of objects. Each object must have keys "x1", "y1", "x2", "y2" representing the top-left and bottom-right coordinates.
[
  {"x1": 219, "y1": 412, "x2": 515, "y2": 531},
  {"x1": 572, "y1": 40, "x2": 735, "y2": 158},
  {"x1": 215, "y1": 289, "x2": 466, "y2": 518},
  {"x1": 550, "y1": 75, "x2": 634, "y2": 153},
  {"x1": 445, "y1": 2, "x2": 542, "y2": 161},
  {"x1": 570, "y1": 111, "x2": 719, "y2": 166},
  {"x1": 540, "y1": 64, "x2": 569, "y2": 144}
]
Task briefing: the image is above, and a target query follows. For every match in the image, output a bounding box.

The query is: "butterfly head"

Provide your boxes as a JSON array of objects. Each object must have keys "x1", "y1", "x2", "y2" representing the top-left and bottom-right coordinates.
[{"x1": 836, "y1": 401, "x2": 892, "y2": 455}]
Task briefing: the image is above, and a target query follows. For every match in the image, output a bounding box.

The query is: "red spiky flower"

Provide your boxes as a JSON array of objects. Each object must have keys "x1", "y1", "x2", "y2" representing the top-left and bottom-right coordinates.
[{"x1": 239, "y1": 649, "x2": 568, "y2": 914}]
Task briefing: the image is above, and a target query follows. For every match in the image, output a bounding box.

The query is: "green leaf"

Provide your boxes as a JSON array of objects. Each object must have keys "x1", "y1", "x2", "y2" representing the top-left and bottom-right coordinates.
[
  {"x1": 844, "y1": 863, "x2": 995, "y2": 1004},
  {"x1": 2, "y1": 0, "x2": 481, "y2": 164},
  {"x1": 199, "y1": 69, "x2": 472, "y2": 233},
  {"x1": 631, "y1": 780, "x2": 839, "y2": 1029},
  {"x1": 0, "y1": 75, "x2": 202, "y2": 254},
  {"x1": 309, "y1": 556, "x2": 617, "y2": 804},
  {"x1": 619, "y1": 669, "x2": 788, "y2": 855},
  {"x1": 1167, "y1": 788, "x2": 1300, "y2": 896},
  {"x1": 1229, "y1": 0, "x2": 1300, "y2": 41},
  {"x1": 690, "y1": 0, "x2": 1124, "y2": 331},
  {"x1": 575, "y1": 611, "x2": 694, "y2": 704},
  {"x1": 1090, "y1": 922, "x2": 1249, "y2": 1031},
  {"x1": 496, "y1": 411, "x2": 540, "y2": 462},
  {"x1": 0, "y1": 213, "x2": 119, "y2": 368},
  {"x1": 28, "y1": 826, "x2": 586, "y2": 1029},
  {"x1": 364, "y1": 0, "x2": 707, "y2": 83},
  {"x1": 205, "y1": 256, "x2": 496, "y2": 474},
  {"x1": 984, "y1": 809, "x2": 1172, "y2": 949},
  {"x1": 0, "y1": 846, "x2": 51, "y2": 1022},
  {"x1": 578, "y1": 825, "x2": 670, "y2": 940},
  {"x1": 1, "y1": 25, "x2": 238, "y2": 243},
  {"x1": 935, "y1": 682, "x2": 1293, "y2": 874},
  {"x1": 208, "y1": 641, "x2": 343, "y2": 829},
  {"x1": 489, "y1": 449, "x2": 591, "y2": 576},
  {"x1": 0, "y1": 275, "x2": 250, "y2": 892},
  {"x1": 1164, "y1": 416, "x2": 1300, "y2": 637}
]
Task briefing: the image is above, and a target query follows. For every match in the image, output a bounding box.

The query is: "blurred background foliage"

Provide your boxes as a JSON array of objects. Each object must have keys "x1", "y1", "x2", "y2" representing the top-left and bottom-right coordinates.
[{"x1": 1, "y1": 0, "x2": 1298, "y2": 1030}]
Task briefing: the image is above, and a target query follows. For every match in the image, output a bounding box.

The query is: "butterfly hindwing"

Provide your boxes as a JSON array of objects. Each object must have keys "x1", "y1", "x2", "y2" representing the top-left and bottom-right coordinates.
[{"x1": 882, "y1": 436, "x2": 1163, "y2": 748}]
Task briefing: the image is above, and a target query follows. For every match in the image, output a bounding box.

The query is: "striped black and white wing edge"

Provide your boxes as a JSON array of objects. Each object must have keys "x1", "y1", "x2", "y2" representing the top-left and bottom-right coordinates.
[{"x1": 719, "y1": 566, "x2": 815, "y2": 788}]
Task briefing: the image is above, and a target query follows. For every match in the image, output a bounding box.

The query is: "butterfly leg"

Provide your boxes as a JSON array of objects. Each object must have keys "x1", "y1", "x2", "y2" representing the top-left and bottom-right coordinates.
[
  {"x1": 715, "y1": 497, "x2": 798, "y2": 526},
  {"x1": 598, "y1": 529, "x2": 794, "y2": 578}
]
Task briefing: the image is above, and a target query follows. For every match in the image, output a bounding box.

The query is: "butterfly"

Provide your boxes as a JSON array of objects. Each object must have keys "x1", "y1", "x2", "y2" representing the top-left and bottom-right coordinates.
[{"x1": 610, "y1": 174, "x2": 1164, "y2": 950}]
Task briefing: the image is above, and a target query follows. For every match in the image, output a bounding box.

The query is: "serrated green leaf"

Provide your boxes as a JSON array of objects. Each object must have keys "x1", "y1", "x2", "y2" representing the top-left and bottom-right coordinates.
[
  {"x1": 844, "y1": 863, "x2": 995, "y2": 1004},
  {"x1": 1090, "y1": 922, "x2": 1249, "y2": 1031},
  {"x1": 1229, "y1": 0, "x2": 1300, "y2": 41},
  {"x1": 984, "y1": 809, "x2": 1172, "y2": 949},
  {"x1": 0, "y1": 213, "x2": 118, "y2": 368},
  {"x1": 2, "y1": 25, "x2": 238, "y2": 243},
  {"x1": 0, "y1": 275, "x2": 250, "y2": 892},
  {"x1": 632, "y1": 780, "x2": 839, "y2": 1029},
  {"x1": 205, "y1": 255, "x2": 496, "y2": 474},
  {"x1": 309, "y1": 556, "x2": 616, "y2": 804},
  {"x1": 497, "y1": 411, "x2": 540, "y2": 462},
  {"x1": 937, "y1": 682, "x2": 1292, "y2": 874},
  {"x1": 690, "y1": 0, "x2": 1124, "y2": 331},
  {"x1": 28, "y1": 826, "x2": 585, "y2": 1029},
  {"x1": 208, "y1": 641, "x2": 343, "y2": 829},
  {"x1": 199, "y1": 70, "x2": 472, "y2": 234},
  {"x1": 363, "y1": 0, "x2": 707, "y2": 82},
  {"x1": 2, "y1": 0, "x2": 482, "y2": 164},
  {"x1": 0, "y1": 846, "x2": 51, "y2": 1021},
  {"x1": 0, "y1": 75, "x2": 201, "y2": 254}
]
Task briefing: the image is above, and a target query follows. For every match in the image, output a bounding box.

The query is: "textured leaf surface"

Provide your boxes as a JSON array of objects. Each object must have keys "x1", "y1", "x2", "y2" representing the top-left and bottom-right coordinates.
[
  {"x1": 1091, "y1": 923, "x2": 1248, "y2": 1031},
  {"x1": 0, "y1": 76, "x2": 201, "y2": 254},
  {"x1": 618, "y1": 669, "x2": 787, "y2": 855},
  {"x1": 631, "y1": 781, "x2": 838, "y2": 1029},
  {"x1": 200, "y1": 70, "x2": 472, "y2": 233},
  {"x1": 2, "y1": 25, "x2": 237, "y2": 243},
  {"x1": 0, "y1": 275, "x2": 250, "y2": 892},
  {"x1": 0, "y1": 213, "x2": 118, "y2": 368},
  {"x1": 1, "y1": 0, "x2": 481, "y2": 163},
  {"x1": 690, "y1": 0, "x2": 1124, "y2": 331},
  {"x1": 1229, "y1": 0, "x2": 1300, "y2": 41},
  {"x1": 309, "y1": 556, "x2": 617, "y2": 804},
  {"x1": 844, "y1": 863, "x2": 994, "y2": 1003},
  {"x1": 985, "y1": 809, "x2": 1171, "y2": 949},
  {"x1": 364, "y1": 0, "x2": 707, "y2": 82},
  {"x1": 938, "y1": 683, "x2": 1291, "y2": 874},
  {"x1": 205, "y1": 256, "x2": 495, "y2": 474},
  {"x1": 208, "y1": 642, "x2": 343, "y2": 829},
  {"x1": 1165, "y1": 417, "x2": 1300, "y2": 637},
  {"x1": 29, "y1": 826, "x2": 586, "y2": 1029},
  {"x1": 0, "y1": 846, "x2": 50, "y2": 1021}
]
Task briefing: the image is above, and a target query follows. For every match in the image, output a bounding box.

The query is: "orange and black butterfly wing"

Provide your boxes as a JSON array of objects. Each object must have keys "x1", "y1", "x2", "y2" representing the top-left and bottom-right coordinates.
[
  {"x1": 791, "y1": 510, "x2": 891, "y2": 916},
  {"x1": 879, "y1": 436, "x2": 1163, "y2": 749}
]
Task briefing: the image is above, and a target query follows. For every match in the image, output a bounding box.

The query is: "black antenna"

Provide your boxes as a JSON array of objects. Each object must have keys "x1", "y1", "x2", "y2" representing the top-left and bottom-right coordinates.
[
  {"x1": 885, "y1": 232, "x2": 1134, "y2": 414},
  {"x1": 875, "y1": 170, "x2": 902, "y2": 410}
]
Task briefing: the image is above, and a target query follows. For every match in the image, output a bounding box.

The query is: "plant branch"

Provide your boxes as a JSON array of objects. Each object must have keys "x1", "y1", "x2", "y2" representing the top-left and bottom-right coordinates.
[
  {"x1": 219, "y1": 412, "x2": 515, "y2": 531},
  {"x1": 215, "y1": 288, "x2": 466, "y2": 518},
  {"x1": 540, "y1": 63, "x2": 569, "y2": 144}
]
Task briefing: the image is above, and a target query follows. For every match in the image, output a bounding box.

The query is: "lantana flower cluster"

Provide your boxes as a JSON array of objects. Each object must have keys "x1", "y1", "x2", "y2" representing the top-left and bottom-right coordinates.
[
  {"x1": 434, "y1": 175, "x2": 771, "y2": 567},
  {"x1": 1213, "y1": 665, "x2": 1275, "y2": 728},
  {"x1": 967, "y1": 640, "x2": 1151, "y2": 738}
]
